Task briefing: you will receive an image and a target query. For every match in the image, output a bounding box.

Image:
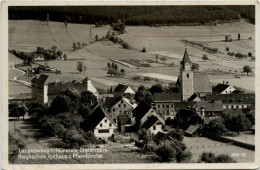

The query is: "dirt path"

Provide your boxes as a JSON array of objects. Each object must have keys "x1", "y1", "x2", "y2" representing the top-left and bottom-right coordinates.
[{"x1": 10, "y1": 120, "x2": 61, "y2": 149}]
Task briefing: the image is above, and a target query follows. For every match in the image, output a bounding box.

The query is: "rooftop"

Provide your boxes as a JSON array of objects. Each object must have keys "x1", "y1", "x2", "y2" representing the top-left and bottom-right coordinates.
[
  {"x1": 206, "y1": 93, "x2": 255, "y2": 104},
  {"x1": 153, "y1": 93, "x2": 181, "y2": 102}
]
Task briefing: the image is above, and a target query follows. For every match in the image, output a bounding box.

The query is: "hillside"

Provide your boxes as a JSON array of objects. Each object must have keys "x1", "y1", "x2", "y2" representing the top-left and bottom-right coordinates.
[{"x1": 9, "y1": 6, "x2": 255, "y2": 25}]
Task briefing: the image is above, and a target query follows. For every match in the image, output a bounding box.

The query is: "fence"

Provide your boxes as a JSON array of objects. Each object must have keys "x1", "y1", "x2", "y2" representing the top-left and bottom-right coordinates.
[
  {"x1": 209, "y1": 136, "x2": 255, "y2": 151},
  {"x1": 187, "y1": 142, "x2": 234, "y2": 150}
]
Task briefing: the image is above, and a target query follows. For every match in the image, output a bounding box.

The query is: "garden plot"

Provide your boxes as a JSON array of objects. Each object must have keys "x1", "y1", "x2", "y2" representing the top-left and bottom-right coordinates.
[{"x1": 139, "y1": 73, "x2": 178, "y2": 81}]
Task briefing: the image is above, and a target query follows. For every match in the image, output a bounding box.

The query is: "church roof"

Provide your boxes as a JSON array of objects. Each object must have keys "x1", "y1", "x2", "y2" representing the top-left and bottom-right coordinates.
[
  {"x1": 193, "y1": 72, "x2": 212, "y2": 93},
  {"x1": 181, "y1": 49, "x2": 190, "y2": 65}
]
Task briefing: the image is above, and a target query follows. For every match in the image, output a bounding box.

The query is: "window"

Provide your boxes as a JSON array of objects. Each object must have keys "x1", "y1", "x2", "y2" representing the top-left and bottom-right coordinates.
[
  {"x1": 118, "y1": 104, "x2": 121, "y2": 107},
  {"x1": 104, "y1": 119, "x2": 107, "y2": 123},
  {"x1": 158, "y1": 105, "x2": 160, "y2": 108},
  {"x1": 121, "y1": 100, "x2": 123, "y2": 103},
  {"x1": 187, "y1": 73, "x2": 189, "y2": 79},
  {"x1": 100, "y1": 123, "x2": 102, "y2": 127},
  {"x1": 98, "y1": 129, "x2": 109, "y2": 133},
  {"x1": 109, "y1": 123, "x2": 112, "y2": 127},
  {"x1": 153, "y1": 126, "x2": 156, "y2": 130},
  {"x1": 171, "y1": 104, "x2": 174, "y2": 108},
  {"x1": 124, "y1": 104, "x2": 126, "y2": 107},
  {"x1": 162, "y1": 104, "x2": 164, "y2": 108},
  {"x1": 167, "y1": 110, "x2": 170, "y2": 115},
  {"x1": 113, "y1": 109, "x2": 115, "y2": 112},
  {"x1": 166, "y1": 105, "x2": 169, "y2": 108}
]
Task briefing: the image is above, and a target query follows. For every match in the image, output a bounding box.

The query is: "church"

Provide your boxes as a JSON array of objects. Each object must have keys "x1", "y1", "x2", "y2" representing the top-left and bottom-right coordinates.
[{"x1": 176, "y1": 49, "x2": 212, "y2": 101}]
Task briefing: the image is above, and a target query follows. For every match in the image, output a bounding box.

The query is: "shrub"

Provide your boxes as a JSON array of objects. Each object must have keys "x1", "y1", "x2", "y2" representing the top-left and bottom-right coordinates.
[
  {"x1": 230, "y1": 52, "x2": 235, "y2": 56},
  {"x1": 57, "y1": 50, "x2": 63, "y2": 57},
  {"x1": 142, "y1": 47, "x2": 146, "y2": 52},
  {"x1": 227, "y1": 52, "x2": 231, "y2": 56},
  {"x1": 226, "y1": 47, "x2": 229, "y2": 51},
  {"x1": 248, "y1": 52, "x2": 252, "y2": 57},
  {"x1": 122, "y1": 42, "x2": 129, "y2": 49},
  {"x1": 229, "y1": 38, "x2": 233, "y2": 42},
  {"x1": 155, "y1": 144, "x2": 176, "y2": 162},
  {"x1": 235, "y1": 53, "x2": 247, "y2": 58}
]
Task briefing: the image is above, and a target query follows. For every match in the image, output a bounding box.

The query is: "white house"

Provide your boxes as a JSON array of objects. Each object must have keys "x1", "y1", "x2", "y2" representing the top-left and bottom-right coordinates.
[
  {"x1": 88, "y1": 105, "x2": 117, "y2": 138},
  {"x1": 113, "y1": 84, "x2": 135, "y2": 99},
  {"x1": 31, "y1": 75, "x2": 98, "y2": 106},
  {"x1": 140, "y1": 115, "x2": 166, "y2": 134},
  {"x1": 212, "y1": 82, "x2": 236, "y2": 94}
]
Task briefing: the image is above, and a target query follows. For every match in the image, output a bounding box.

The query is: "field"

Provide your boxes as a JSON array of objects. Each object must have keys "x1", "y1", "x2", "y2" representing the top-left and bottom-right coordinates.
[
  {"x1": 8, "y1": 19, "x2": 255, "y2": 96},
  {"x1": 183, "y1": 137, "x2": 255, "y2": 163}
]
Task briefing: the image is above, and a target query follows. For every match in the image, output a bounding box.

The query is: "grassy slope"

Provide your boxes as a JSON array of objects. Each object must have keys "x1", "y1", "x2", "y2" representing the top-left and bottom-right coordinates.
[{"x1": 8, "y1": 20, "x2": 255, "y2": 92}]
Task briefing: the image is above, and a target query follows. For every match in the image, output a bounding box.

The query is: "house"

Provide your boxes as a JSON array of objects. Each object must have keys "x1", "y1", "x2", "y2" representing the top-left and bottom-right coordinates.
[
  {"x1": 113, "y1": 84, "x2": 135, "y2": 99},
  {"x1": 140, "y1": 115, "x2": 167, "y2": 134},
  {"x1": 153, "y1": 93, "x2": 181, "y2": 119},
  {"x1": 132, "y1": 101, "x2": 165, "y2": 131},
  {"x1": 31, "y1": 75, "x2": 98, "y2": 105},
  {"x1": 206, "y1": 93, "x2": 255, "y2": 110},
  {"x1": 176, "y1": 49, "x2": 212, "y2": 101},
  {"x1": 196, "y1": 101, "x2": 223, "y2": 117},
  {"x1": 185, "y1": 124, "x2": 201, "y2": 137},
  {"x1": 174, "y1": 108, "x2": 204, "y2": 131},
  {"x1": 86, "y1": 104, "x2": 117, "y2": 138},
  {"x1": 104, "y1": 97, "x2": 137, "y2": 123},
  {"x1": 212, "y1": 82, "x2": 236, "y2": 94},
  {"x1": 187, "y1": 93, "x2": 203, "y2": 101},
  {"x1": 118, "y1": 115, "x2": 135, "y2": 133},
  {"x1": 174, "y1": 101, "x2": 197, "y2": 112},
  {"x1": 32, "y1": 53, "x2": 45, "y2": 61}
]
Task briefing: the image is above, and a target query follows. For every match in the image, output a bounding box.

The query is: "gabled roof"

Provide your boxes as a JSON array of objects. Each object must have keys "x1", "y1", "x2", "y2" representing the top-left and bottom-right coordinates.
[
  {"x1": 212, "y1": 84, "x2": 231, "y2": 93},
  {"x1": 188, "y1": 93, "x2": 202, "y2": 101},
  {"x1": 48, "y1": 81, "x2": 89, "y2": 95},
  {"x1": 153, "y1": 93, "x2": 181, "y2": 102},
  {"x1": 174, "y1": 101, "x2": 196, "y2": 111},
  {"x1": 88, "y1": 105, "x2": 117, "y2": 130},
  {"x1": 132, "y1": 101, "x2": 151, "y2": 120},
  {"x1": 31, "y1": 74, "x2": 49, "y2": 86},
  {"x1": 140, "y1": 115, "x2": 158, "y2": 130},
  {"x1": 175, "y1": 108, "x2": 203, "y2": 123},
  {"x1": 193, "y1": 72, "x2": 212, "y2": 93},
  {"x1": 185, "y1": 124, "x2": 200, "y2": 135},
  {"x1": 103, "y1": 97, "x2": 121, "y2": 109},
  {"x1": 206, "y1": 93, "x2": 255, "y2": 104},
  {"x1": 113, "y1": 84, "x2": 131, "y2": 93},
  {"x1": 196, "y1": 101, "x2": 223, "y2": 112}
]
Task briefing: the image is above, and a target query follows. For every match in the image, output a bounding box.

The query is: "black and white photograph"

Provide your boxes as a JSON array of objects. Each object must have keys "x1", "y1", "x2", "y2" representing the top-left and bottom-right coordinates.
[{"x1": 1, "y1": 2, "x2": 259, "y2": 169}]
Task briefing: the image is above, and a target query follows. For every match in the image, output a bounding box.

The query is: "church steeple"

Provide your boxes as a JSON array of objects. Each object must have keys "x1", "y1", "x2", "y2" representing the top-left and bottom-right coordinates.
[{"x1": 180, "y1": 47, "x2": 191, "y2": 71}]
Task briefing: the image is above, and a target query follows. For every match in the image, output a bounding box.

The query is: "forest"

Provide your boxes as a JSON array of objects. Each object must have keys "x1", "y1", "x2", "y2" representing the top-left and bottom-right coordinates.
[{"x1": 9, "y1": 6, "x2": 255, "y2": 25}]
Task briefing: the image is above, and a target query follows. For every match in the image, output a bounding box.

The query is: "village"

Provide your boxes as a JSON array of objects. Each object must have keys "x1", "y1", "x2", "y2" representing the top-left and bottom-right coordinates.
[{"x1": 7, "y1": 6, "x2": 255, "y2": 164}]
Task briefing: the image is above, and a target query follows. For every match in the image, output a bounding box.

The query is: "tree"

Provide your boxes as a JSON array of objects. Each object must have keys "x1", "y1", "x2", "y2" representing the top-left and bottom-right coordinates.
[
  {"x1": 114, "y1": 64, "x2": 118, "y2": 71},
  {"x1": 134, "y1": 90, "x2": 146, "y2": 103},
  {"x1": 83, "y1": 65, "x2": 87, "y2": 74},
  {"x1": 139, "y1": 129, "x2": 152, "y2": 152},
  {"x1": 243, "y1": 65, "x2": 252, "y2": 75},
  {"x1": 73, "y1": 42, "x2": 77, "y2": 50},
  {"x1": 203, "y1": 118, "x2": 228, "y2": 137},
  {"x1": 95, "y1": 34, "x2": 99, "y2": 41},
  {"x1": 107, "y1": 62, "x2": 111, "y2": 69},
  {"x1": 248, "y1": 52, "x2": 252, "y2": 57},
  {"x1": 238, "y1": 33, "x2": 240, "y2": 40},
  {"x1": 191, "y1": 63, "x2": 199, "y2": 70},
  {"x1": 160, "y1": 57, "x2": 167, "y2": 63},
  {"x1": 224, "y1": 111, "x2": 252, "y2": 135},
  {"x1": 149, "y1": 84, "x2": 164, "y2": 95},
  {"x1": 155, "y1": 143, "x2": 176, "y2": 162},
  {"x1": 77, "y1": 42, "x2": 81, "y2": 49},
  {"x1": 51, "y1": 45, "x2": 57, "y2": 52},
  {"x1": 142, "y1": 47, "x2": 146, "y2": 52},
  {"x1": 144, "y1": 92, "x2": 153, "y2": 105},
  {"x1": 168, "y1": 129, "x2": 184, "y2": 141},
  {"x1": 111, "y1": 62, "x2": 115, "y2": 70},
  {"x1": 225, "y1": 35, "x2": 229, "y2": 42},
  {"x1": 122, "y1": 42, "x2": 129, "y2": 49},
  {"x1": 202, "y1": 54, "x2": 209, "y2": 61},
  {"x1": 57, "y1": 50, "x2": 63, "y2": 57},
  {"x1": 9, "y1": 102, "x2": 26, "y2": 120},
  {"x1": 81, "y1": 91, "x2": 97, "y2": 106},
  {"x1": 77, "y1": 62, "x2": 84, "y2": 73},
  {"x1": 63, "y1": 54, "x2": 67, "y2": 61},
  {"x1": 50, "y1": 94, "x2": 72, "y2": 114}
]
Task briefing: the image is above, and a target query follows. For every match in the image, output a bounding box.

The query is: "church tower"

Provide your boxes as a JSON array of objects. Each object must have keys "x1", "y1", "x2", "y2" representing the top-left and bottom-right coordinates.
[{"x1": 179, "y1": 49, "x2": 194, "y2": 101}]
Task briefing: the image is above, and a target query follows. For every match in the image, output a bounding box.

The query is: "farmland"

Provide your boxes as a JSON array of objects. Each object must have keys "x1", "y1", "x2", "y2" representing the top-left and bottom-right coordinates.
[{"x1": 8, "y1": 19, "x2": 255, "y2": 95}]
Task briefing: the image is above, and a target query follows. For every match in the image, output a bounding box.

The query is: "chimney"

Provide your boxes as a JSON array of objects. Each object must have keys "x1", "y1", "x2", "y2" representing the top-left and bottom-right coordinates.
[
  {"x1": 223, "y1": 81, "x2": 225, "y2": 84},
  {"x1": 226, "y1": 81, "x2": 229, "y2": 85}
]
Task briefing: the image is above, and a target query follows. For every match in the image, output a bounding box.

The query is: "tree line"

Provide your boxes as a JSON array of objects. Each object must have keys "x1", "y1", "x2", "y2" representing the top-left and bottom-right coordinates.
[{"x1": 8, "y1": 6, "x2": 255, "y2": 25}]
